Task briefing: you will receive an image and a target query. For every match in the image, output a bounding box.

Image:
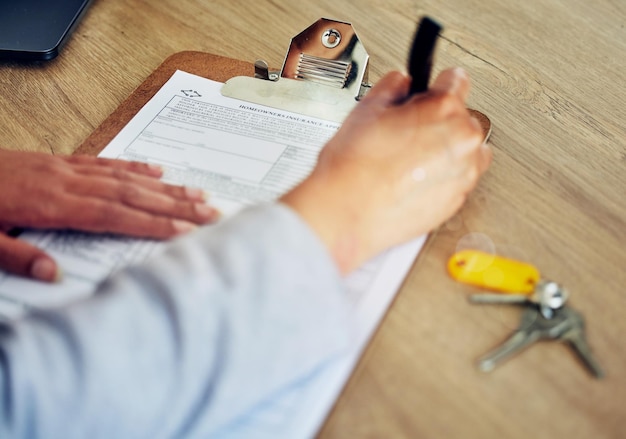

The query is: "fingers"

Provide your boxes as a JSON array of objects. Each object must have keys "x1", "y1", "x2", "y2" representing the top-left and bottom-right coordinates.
[
  {"x1": 427, "y1": 69, "x2": 491, "y2": 178},
  {"x1": 0, "y1": 234, "x2": 59, "y2": 282},
  {"x1": 361, "y1": 71, "x2": 411, "y2": 107},
  {"x1": 68, "y1": 159, "x2": 209, "y2": 203},
  {"x1": 55, "y1": 196, "x2": 202, "y2": 239},
  {"x1": 0, "y1": 151, "x2": 221, "y2": 250},
  {"x1": 399, "y1": 68, "x2": 471, "y2": 125},
  {"x1": 445, "y1": 116, "x2": 492, "y2": 191},
  {"x1": 76, "y1": 166, "x2": 206, "y2": 202},
  {"x1": 62, "y1": 159, "x2": 219, "y2": 232},
  {"x1": 430, "y1": 67, "x2": 471, "y2": 102},
  {"x1": 30, "y1": 186, "x2": 218, "y2": 239},
  {"x1": 408, "y1": 115, "x2": 487, "y2": 193},
  {"x1": 361, "y1": 67, "x2": 470, "y2": 108},
  {"x1": 68, "y1": 166, "x2": 208, "y2": 204},
  {"x1": 64, "y1": 155, "x2": 164, "y2": 178},
  {"x1": 477, "y1": 133, "x2": 493, "y2": 174},
  {"x1": 448, "y1": 115, "x2": 492, "y2": 177},
  {"x1": 66, "y1": 176, "x2": 219, "y2": 225},
  {"x1": 364, "y1": 67, "x2": 469, "y2": 109}
]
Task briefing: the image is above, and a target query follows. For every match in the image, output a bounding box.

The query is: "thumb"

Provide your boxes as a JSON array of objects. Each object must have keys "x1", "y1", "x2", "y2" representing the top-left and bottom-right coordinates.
[{"x1": 0, "y1": 234, "x2": 60, "y2": 282}]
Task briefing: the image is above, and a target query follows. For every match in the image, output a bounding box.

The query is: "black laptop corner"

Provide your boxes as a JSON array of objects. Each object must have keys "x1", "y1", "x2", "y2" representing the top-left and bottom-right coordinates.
[{"x1": 0, "y1": 0, "x2": 95, "y2": 61}]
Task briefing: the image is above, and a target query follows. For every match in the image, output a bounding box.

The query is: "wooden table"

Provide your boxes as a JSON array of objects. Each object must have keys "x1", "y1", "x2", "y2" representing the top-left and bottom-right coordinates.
[{"x1": 1, "y1": 0, "x2": 624, "y2": 437}]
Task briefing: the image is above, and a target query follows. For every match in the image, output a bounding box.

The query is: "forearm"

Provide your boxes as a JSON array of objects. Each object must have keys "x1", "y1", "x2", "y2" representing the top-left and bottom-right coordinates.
[{"x1": 0, "y1": 204, "x2": 350, "y2": 438}]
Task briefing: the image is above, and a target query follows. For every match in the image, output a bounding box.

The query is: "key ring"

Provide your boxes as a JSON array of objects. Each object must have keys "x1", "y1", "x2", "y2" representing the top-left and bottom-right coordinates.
[{"x1": 446, "y1": 249, "x2": 604, "y2": 378}]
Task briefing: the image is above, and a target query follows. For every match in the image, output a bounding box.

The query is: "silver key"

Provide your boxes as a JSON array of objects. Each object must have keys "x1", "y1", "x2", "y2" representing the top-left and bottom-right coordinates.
[
  {"x1": 533, "y1": 281, "x2": 569, "y2": 315},
  {"x1": 469, "y1": 293, "x2": 529, "y2": 305},
  {"x1": 469, "y1": 280, "x2": 569, "y2": 319},
  {"x1": 558, "y1": 308, "x2": 605, "y2": 378},
  {"x1": 478, "y1": 306, "x2": 573, "y2": 372}
]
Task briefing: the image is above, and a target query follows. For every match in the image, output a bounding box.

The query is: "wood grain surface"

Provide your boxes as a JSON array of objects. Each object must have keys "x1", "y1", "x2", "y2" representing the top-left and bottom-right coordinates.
[{"x1": 0, "y1": 1, "x2": 624, "y2": 438}]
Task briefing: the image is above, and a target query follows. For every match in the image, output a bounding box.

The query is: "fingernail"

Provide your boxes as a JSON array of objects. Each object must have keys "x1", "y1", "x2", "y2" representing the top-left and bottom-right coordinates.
[
  {"x1": 185, "y1": 187, "x2": 206, "y2": 201},
  {"x1": 452, "y1": 67, "x2": 468, "y2": 80},
  {"x1": 31, "y1": 257, "x2": 62, "y2": 282},
  {"x1": 173, "y1": 220, "x2": 197, "y2": 234},
  {"x1": 194, "y1": 203, "x2": 221, "y2": 221}
]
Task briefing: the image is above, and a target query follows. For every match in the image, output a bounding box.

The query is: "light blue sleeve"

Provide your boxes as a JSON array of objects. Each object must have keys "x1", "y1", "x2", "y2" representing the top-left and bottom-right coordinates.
[{"x1": 0, "y1": 203, "x2": 351, "y2": 439}]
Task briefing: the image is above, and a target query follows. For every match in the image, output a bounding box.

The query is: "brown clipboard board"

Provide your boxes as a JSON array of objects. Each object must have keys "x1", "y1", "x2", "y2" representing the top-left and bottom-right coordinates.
[{"x1": 74, "y1": 51, "x2": 253, "y2": 157}]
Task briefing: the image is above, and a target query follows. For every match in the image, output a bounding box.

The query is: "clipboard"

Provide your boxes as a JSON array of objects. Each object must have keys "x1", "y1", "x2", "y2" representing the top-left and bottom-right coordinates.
[{"x1": 75, "y1": 18, "x2": 491, "y2": 156}]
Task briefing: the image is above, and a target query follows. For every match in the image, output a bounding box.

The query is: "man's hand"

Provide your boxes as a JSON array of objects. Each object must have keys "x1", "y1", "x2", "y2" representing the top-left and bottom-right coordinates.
[
  {"x1": 281, "y1": 68, "x2": 492, "y2": 273},
  {"x1": 0, "y1": 152, "x2": 220, "y2": 281}
]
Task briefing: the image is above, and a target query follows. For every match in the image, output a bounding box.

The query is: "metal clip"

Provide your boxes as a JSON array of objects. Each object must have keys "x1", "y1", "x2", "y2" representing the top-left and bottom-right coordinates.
[
  {"x1": 281, "y1": 18, "x2": 369, "y2": 100},
  {"x1": 254, "y1": 60, "x2": 279, "y2": 81},
  {"x1": 222, "y1": 18, "x2": 370, "y2": 122}
]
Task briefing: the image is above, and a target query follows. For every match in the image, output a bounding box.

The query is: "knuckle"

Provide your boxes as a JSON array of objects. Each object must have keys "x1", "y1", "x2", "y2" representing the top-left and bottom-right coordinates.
[
  {"x1": 167, "y1": 200, "x2": 196, "y2": 221},
  {"x1": 34, "y1": 199, "x2": 64, "y2": 227},
  {"x1": 62, "y1": 200, "x2": 111, "y2": 232},
  {"x1": 37, "y1": 160, "x2": 65, "y2": 177},
  {"x1": 455, "y1": 116, "x2": 483, "y2": 148},
  {"x1": 91, "y1": 203, "x2": 115, "y2": 230},
  {"x1": 129, "y1": 161, "x2": 150, "y2": 173},
  {"x1": 433, "y1": 91, "x2": 463, "y2": 113},
  {"x1": 120, "y1": 183, "x2": 141, "y2": 203},
  {"x1": 111, "y1": 167, "x2": 131, "y2": 181},
  {"x1": 467, "y1": 116, "x2": 483, "y2": 138},
  {"x1": 465, "y1": 164, "x2": 480, "y2": 187},
  {"x1": 64, "y1": 154, "x2": 86, "y2": 164},
  {"x1": 163, "y1": 183, "x2": 186, "y2": 200}
]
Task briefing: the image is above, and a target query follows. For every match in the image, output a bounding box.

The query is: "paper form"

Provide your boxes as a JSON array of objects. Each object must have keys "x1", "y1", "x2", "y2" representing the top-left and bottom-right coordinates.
[{"x1": 0, "y1": 71, "x2": 426, "y2": 436}]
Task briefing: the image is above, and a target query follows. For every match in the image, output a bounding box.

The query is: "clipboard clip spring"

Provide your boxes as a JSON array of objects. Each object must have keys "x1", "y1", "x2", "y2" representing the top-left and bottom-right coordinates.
[
  {"x1": 255, "y1": 18, "x2": 370, "y2": 100},
  {"x1": 223, "y1": 18, "x2": 371, "y2": 122}
]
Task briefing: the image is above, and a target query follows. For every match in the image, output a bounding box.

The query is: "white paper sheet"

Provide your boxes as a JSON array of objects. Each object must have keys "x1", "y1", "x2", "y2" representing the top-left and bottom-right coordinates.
[{"x1": 0, "y1": 71, "x2": 426, "y2": 437}]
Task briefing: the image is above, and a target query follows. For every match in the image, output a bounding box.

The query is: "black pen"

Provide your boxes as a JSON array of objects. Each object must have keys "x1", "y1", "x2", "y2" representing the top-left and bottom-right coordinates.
[{"x1": 408, "y1": 16, "x2": 443, "y2": 95}]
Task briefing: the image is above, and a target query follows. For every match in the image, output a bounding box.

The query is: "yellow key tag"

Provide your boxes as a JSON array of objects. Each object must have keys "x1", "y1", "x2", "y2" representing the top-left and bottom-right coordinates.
[{"x1": 447, "y1": 250, "x2": 540, "y2": 294}]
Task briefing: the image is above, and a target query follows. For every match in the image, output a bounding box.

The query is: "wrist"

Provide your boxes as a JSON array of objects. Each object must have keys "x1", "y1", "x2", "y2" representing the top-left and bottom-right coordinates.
[{"x1": 280, "y1": 173, "x2": 366, "y2": 274}]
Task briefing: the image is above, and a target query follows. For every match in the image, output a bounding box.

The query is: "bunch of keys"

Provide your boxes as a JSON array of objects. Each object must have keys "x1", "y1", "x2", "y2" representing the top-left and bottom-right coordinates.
[{"x1": 448, "y1": 250, "x2": 604, "y2": 378}]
